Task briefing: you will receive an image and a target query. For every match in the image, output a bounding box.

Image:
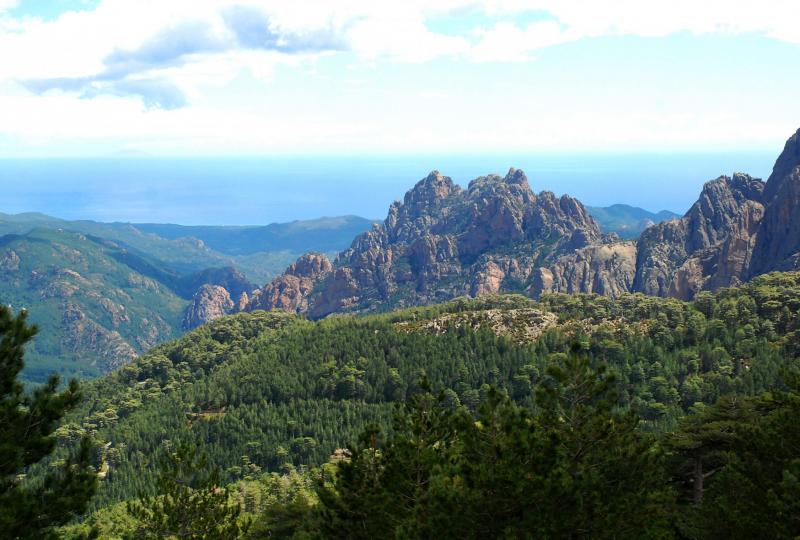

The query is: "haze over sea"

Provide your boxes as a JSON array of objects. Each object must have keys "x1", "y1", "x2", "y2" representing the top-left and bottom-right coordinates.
[{"x1": 1, "y1": 152, "x2": 775, "y2": 226}]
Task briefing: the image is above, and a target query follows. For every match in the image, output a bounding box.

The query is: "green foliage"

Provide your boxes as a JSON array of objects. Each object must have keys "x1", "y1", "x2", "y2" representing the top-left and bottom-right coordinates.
[
  {"x1": 126, "y1": 443, "x2": 249, "y2": 539},
  {"x1": 38, "y1": 272, "x2": 799, "y2": 514},
  {"x1": 317, "y1": 348, "x2": 673, "y2": 538},
  {"x1": 0, "y1": 305, "x2": 97, "y2": 539},
  {"x1": 670, "y1": 372, "x2": 800, "y2": 539}
]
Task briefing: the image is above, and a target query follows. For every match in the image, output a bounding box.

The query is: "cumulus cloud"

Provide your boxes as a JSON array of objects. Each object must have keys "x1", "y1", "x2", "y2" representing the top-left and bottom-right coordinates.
[{"x1": 221, "y1": 5, "x2": 345, "y2": 53}]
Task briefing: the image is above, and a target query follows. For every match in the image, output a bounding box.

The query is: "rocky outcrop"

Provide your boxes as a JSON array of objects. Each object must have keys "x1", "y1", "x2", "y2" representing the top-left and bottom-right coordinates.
[
  {"x1": 394, "y1": 307, "x2": 559, "y2": 343},
  {"x1": 245, "y1": 253, "x2": 332, "y2": 313},
  {"x1": 631, "y1": 173, "x2": 765, "y2": 299},
  {"x1": 183, "y1": 284, "x2": 234, "y2": 330},
  {"x1": 0, "y1": 250, "x2": 20, "y2": 272},
  {"x1": 178, "y1": 266, "x2": 256, "y2": 300},
  {"x1": 535, "y1": 126, "x2": 800, "y2": 301}
]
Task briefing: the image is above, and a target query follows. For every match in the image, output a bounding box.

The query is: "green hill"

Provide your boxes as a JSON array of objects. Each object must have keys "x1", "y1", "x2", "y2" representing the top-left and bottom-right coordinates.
[
  {"x1": 56, "y1": 272, "x2": 800, "y2": 509},
  {"x1": 0, "y1": 212, "x2": 378, "y2": 382},
  {"x1": 134, "y1": 215, "x2": 378, "y2": 256}
]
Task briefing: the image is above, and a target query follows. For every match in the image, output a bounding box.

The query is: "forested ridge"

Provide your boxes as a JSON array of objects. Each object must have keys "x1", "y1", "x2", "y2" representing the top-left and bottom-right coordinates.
[{"x1": 12, "y1": 272, "x2": 800, "y2": 538}]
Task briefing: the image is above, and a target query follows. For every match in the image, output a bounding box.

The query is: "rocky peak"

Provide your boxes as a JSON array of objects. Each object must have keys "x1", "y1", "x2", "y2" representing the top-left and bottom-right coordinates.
[
  {"x1": 275, "y1": 167, "x2": 605, "y2": 317},
  {"x1": 467, "y1": 169, "x2": 534, "y2": 202},
  {"x1": 763, "y1": 127, "x2": 800, "y2": 202},
  {"x1": 182, "y1": 284, "x2": 234, "y2": 330},
  {"x1": 403, "y1": 171, "x2": 460, "y2": 211},
  {"x1": 504, "y1": 167, "x2": 529, "y2": 187},
  {"x1": 385, "y1": 171, "x2": 461, "y2": 243}
]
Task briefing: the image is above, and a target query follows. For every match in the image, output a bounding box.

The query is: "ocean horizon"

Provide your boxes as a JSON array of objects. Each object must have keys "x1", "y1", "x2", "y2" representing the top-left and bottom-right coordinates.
[{"x1": 0, "y1": 152, "x2": 776, "y2": 226}]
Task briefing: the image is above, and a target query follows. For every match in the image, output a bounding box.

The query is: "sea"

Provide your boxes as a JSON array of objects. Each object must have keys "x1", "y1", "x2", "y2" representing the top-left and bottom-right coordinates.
[{"x1": 0, "y1": 152, "x2": 776, "y2": 225}]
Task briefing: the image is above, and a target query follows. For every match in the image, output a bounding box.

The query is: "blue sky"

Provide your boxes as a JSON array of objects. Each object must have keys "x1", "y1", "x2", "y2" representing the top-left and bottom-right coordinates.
[{"x1": 0, "y1": 1, "x2": 798, "y2": 157}]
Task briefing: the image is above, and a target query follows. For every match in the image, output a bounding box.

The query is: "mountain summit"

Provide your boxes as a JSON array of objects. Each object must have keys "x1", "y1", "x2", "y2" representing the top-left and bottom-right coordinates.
[{"x1": 239, "y1": 167, "x2": 600, "y2": 316}]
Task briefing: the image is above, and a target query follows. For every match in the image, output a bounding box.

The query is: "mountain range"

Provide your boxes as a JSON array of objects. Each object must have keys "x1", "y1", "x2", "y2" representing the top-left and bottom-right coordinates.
[{"x1": 221, "y1": 127, "x2": 800, "y2": 321}]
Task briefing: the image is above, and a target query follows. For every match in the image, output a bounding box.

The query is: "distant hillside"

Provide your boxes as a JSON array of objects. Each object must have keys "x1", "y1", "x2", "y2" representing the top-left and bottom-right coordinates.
[
  {"x1": 0, "y1": 229, "x2": 187, "y2": 382},
  {"x1": 0, "y1": 213, "x2": 376, "y2": 284},
  {"x1": 587, "y1": 204, "x2": 680, "y2": 238},
  {"x1": 135, "y1": 215, "x2": 378, "y2": 255}
]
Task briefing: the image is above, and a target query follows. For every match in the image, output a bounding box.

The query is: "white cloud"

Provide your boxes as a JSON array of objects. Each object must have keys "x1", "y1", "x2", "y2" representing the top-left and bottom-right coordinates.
[{"x1": 470, "y1": 20, "x2": 571, "y2": 62}]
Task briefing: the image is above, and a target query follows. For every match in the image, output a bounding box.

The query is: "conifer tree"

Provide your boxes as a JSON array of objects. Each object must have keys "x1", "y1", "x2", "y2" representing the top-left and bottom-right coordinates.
[
  {"x1": 126, "y1": 443, "x2": 249, "y2": 539},
  {"x1": 0, "y1": 306, "x2": 97, "y2": 539}
]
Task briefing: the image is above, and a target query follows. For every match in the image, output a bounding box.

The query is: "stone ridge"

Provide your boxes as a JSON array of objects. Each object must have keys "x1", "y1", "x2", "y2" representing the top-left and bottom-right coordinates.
[
  {"x1": 244, "y1": 252, "x2": 333, "y2": 313},
  {"x1": 763, "y1": 127, "x2": 800, "y2": 201},
  {"x1": 628, "y1": 173, "x2": 766, "y2": 299}
]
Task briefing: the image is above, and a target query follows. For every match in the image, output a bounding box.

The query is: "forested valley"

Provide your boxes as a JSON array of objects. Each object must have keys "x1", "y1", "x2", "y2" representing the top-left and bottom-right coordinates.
[{"x1": 3, "y1": 272, "x2": 800, "y2": 539}]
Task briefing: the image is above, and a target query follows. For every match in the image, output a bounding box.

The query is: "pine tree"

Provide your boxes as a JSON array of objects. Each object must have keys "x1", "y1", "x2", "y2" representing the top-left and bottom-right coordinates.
[
  {"x1": 126, "y1": 443, "x2": 249, "y2": 539},
  {"x1": 0, "y1": 306, "x2": 97, "y2": 539}
]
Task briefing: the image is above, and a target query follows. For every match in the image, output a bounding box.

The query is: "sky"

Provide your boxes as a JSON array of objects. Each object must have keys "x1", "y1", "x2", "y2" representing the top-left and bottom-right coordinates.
[{"x1": 0, "y1": 0, "x2": 799, "y2": 157}]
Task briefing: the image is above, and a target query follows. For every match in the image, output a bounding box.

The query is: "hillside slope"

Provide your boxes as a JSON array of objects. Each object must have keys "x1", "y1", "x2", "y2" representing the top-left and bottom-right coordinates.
[
  {"x1": 0, "y1": 229, "x2": 187, "y2": 381},
  {"x1": 60, "y1": 272, "x2": 800, "y2": 508}
]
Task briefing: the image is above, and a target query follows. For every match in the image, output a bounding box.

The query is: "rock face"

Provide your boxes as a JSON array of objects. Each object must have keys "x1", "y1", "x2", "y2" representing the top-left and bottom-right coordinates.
[
  {"x1": 62, "y1": 304, "x2": 138, "y2": 371},
  {"x1": 178, "y1": 266, "x2": 256, "y2": 300},
  {"x1": 534, "y1": 241, "x2": 638, "y2": 297},
  {"x1": 245, "y1": 253, "x2": 333, "y2": 313},
  {"x1": 0, "y1": 250, "x2": 20, "y2": 272},
  {"x1": 750, "y1": 128, "x2": 800, "y2": 275},
  {"x1": 631, "y1": 173, "x2": 765, "y2": 299},
  {"x1": 183, "y1": 284, "x2": 234, "y2": 329}
]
